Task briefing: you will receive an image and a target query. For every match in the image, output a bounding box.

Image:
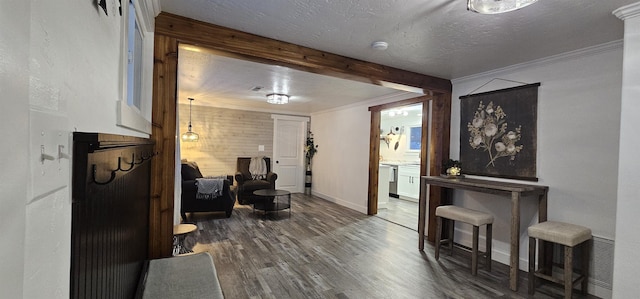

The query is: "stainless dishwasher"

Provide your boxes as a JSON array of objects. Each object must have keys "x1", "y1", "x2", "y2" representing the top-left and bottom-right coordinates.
[{"x1": 389, "y1": 165, "x2": 399, "y2": 198}]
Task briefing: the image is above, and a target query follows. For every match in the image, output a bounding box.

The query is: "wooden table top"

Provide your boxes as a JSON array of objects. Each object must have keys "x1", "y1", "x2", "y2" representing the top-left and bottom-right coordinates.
[
  {"x1": 253, "y1": 189, "x2": 291, "y2": 196},
  {"x1": 422, "y1": 176, "x2": 548, "y2": 195},
  {"x1": 173, "y1": 223, "x2": 197, "y2": 235}
]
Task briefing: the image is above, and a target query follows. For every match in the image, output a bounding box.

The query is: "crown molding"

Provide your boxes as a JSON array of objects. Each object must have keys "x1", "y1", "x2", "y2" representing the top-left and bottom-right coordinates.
[
  {"x1": 452, "y1": 40, "x2": 623, "y2": 84},
  {"x1": 613, "y1": 2, "x2": 640, "y2": 20},
  {"x1": 311, "y1": 91, "x2": 418, "y2": 116},
  {"x1": 138, "y1": 0, "x2": 161, "y2": 32}
]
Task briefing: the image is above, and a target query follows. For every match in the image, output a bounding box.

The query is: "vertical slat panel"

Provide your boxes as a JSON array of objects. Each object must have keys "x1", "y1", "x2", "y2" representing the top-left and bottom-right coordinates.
[{"x1": 70, "y1": 133, "x2": 153, "y2": 299}]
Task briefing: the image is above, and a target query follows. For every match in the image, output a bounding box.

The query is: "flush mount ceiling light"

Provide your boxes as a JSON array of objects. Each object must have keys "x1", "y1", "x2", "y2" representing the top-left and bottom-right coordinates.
[
  {"x1": 467, "y1": 0, "x2": 537, "y2": 14},
  {"x1": 181, "y1": 98, "x2": 199, "y2": 142},
  {"x1": 266, "y1": 93, "x2": 290, "y2": 105}
]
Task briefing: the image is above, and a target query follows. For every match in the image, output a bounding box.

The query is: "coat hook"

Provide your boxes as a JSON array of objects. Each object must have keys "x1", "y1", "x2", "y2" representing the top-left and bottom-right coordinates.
[
  {"x1": 134, "y1": 153, "x2": 145, "y2": 165},
  {"x1": 92, "y1": 164, "x2": 116, "y2": 185},
  {"x1": 40, "y1": 145, "x2": 55, "y2": 164},
  {"x1": 116, "y1": 154, "x2": 135, "y2": 172},
  {"x1": 58, "y1": 145, "x2": 71, "y2": 160}
]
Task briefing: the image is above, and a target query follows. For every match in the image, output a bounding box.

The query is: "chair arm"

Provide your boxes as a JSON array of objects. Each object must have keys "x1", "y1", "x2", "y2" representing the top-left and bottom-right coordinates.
[
  {"x1": 235, "y1": 172, "x2": 246, "y2": 185},
  {"x1": 266, "y1": 172, "x2": 278, "y2": 187},
  {"x1": 182, "y1": 180, "x2": 198, "y2": 192}
]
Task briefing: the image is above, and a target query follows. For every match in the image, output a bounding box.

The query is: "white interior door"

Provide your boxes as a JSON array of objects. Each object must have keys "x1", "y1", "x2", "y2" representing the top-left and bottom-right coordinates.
[{"x1": 272, "y1": 115, "x2": 308, "y2": 193}]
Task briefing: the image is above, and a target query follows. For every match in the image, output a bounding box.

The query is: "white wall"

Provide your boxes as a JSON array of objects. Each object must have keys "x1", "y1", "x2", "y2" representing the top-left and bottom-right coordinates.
[
  {"x1": 310, "y1": 93, "x2": 418, "y2": 213},
  {"x1": 380, "y1": 108, "x2": 422, "y2": 162},
  {"x1": 612, "y1": 2, "x2": 640, "y2": 298},
  {"x1": 0, "y1": 1, "x2": 30, "y2": 298},
  {"x1": 0, "y1": 1, "x2": 157, "y2": 298},
  {"x1": 450, "y1": 43, "x2": 623, "y2": 297}
]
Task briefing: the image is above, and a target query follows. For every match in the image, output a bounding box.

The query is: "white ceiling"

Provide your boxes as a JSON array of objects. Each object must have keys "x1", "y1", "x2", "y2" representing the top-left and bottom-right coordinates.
[{"x1": 161, "y1": 0, "x2": 634, "y2": 114}]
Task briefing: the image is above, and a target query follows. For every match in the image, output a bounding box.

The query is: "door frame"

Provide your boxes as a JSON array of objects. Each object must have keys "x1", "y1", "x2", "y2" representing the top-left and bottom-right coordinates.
[
  {"x1": 368, "y1": 94, "x2": 451, "y2": 243},
  {"x1": 149, "y1": 12, "x2": 452, "y2": 257}
]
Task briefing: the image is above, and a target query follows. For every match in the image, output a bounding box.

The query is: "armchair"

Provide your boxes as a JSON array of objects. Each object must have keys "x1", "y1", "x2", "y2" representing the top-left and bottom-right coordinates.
[
  {"x1": 235, "y1": 157, "x2": 278, "y2": 205},
  {"x1": 181, "y1": 161, "x2": 235, "y2": 220}
]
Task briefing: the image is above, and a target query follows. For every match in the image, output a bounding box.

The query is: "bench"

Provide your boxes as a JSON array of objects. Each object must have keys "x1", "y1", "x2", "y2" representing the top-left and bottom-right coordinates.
[{"x1": 137, "y1": 252, "x2": 224, "y2": 299}]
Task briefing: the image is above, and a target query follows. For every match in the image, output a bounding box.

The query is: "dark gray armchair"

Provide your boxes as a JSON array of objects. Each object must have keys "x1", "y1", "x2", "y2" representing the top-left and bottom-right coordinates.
[
  {"x1": 234, "y1": 157, "x2": 277, "y2": 205},
  {"x1": 181, "y1": 161, "x2": 235, "y2": 220}
]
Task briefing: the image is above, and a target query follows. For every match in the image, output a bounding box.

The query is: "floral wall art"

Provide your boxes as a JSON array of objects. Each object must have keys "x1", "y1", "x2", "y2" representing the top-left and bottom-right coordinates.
[{"x1": 459, "y1": 83, "x2": 540, "y2": 181}]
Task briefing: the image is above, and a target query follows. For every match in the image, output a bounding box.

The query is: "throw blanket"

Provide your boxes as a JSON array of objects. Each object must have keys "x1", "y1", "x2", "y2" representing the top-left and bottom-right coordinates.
[
  {"x1": 249, "y1": 157, "x2": 267, "y2": 180},
  {"x1": 196, "y1": 177, "x2": 224, "y2": 200}
]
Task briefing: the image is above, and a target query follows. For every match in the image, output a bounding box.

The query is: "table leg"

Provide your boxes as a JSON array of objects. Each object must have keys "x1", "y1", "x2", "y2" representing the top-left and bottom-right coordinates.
[
  {"x1": 510, "y1": 191, "x2": 521, "y2": 291},
  {"x1": 538, "y1": 190, "x2": 552, "y2": 275},
  {"x1": 418, "y1": 178, "x2": 427, "y2": 251}
]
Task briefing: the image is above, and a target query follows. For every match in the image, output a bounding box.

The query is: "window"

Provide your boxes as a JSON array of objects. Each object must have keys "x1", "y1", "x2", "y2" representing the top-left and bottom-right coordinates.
[
  {"x1": 408, "y1": 126, "x2": 422, "y2": 151},
  {"x1": 117, "y1": 0, "x2": 155, "y2": 134},
  {"x1": 127, "y1": 0, "x2": 143, "y2": 111}
]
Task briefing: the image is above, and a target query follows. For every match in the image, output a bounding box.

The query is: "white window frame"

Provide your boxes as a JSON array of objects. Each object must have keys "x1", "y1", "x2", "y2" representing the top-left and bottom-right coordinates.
[{"x1": 117, "y1": 0, "x2": 158, "y2": 134}]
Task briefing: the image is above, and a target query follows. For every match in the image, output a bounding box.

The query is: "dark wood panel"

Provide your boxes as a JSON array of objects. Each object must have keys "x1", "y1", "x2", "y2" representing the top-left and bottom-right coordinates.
[{"x1": 70, "y1": 133, "x2": 154, "y2": 299}]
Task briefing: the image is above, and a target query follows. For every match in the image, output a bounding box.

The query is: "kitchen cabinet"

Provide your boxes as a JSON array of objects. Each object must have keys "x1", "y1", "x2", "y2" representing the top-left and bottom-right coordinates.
[{"x1": 398, "y1": 164, "x2": 420, "y2": 201}]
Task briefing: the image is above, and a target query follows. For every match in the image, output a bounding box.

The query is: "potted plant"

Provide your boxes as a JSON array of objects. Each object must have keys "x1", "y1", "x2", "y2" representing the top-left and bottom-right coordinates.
[{"x1": 442, "y1": 159, "x2": 462, "y2": 176}]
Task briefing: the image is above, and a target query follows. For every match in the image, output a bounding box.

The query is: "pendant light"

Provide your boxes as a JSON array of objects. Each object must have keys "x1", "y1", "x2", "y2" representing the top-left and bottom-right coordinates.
[{"x1": 181, "y1": 98, "x2": 199, "y2": 142}]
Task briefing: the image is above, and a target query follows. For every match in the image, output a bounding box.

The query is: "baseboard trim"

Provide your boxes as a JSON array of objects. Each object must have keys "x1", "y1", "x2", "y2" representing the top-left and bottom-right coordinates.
[{"x1": 311, "y1": 190, "x2": 367, "y2": 214}]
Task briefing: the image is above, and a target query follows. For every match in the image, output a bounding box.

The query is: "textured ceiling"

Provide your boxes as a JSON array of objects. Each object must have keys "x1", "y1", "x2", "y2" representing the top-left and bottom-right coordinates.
[
  {"x1": 161, "y1": 0, "x2": 634, "y2": 114},
  {"x1": 177, "y1": 45, "x2": 408, "y2": 114}
]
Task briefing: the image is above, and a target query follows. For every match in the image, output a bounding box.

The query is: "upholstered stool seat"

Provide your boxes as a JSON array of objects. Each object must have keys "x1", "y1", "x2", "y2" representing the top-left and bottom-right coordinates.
[
  {"x1": 528, "y1": 221, "x2": 592, "y2": 298},
  {"x1": 435, "y1": 205, "x2": 493, "y2": 275}
]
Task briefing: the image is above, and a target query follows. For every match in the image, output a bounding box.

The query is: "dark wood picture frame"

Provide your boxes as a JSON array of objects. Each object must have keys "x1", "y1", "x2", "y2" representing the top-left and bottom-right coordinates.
[{"x1": 459, "y1": 83, "x2": 540, "y2": 181}]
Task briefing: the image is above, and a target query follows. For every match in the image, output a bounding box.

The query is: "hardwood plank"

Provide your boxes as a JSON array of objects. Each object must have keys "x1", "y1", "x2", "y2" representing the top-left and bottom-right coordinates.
[{"x1": 185, "y1": 195, "x2": 597, "y2": 299}]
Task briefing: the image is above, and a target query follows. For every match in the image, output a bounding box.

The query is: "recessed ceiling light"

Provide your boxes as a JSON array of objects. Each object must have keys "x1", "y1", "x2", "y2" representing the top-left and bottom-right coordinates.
[{"x1": 371, "y1": 41, "x2": 388, "y2": 51}]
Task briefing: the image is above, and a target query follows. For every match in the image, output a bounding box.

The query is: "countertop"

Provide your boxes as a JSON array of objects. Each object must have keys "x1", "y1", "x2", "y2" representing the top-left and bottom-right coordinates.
[{"x1": 379, "y1": 161, "x2": 420, "y2": 166}]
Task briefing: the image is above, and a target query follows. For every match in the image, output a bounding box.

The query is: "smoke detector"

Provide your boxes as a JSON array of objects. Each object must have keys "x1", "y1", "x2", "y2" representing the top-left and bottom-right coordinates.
[{"x1": 371, "y1": 41, "x2": 388, "y2": 51}]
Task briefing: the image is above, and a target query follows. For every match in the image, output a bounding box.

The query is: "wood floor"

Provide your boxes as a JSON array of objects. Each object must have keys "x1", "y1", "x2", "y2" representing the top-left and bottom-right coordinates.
[
  {"x1": 375, "y1": 196, "x2": 419, "y2": 231},
  {"x1": 184, "y1": 194, "x2": 597, "y2": 299}
]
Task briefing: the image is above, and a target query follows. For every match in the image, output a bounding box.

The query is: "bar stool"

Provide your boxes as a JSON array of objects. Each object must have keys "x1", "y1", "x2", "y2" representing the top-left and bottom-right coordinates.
[
  {"x1": 435, "y1": 205, "x2": 493, "y2": 275},
  {"x1": 528, "y1": 221, "x2": 592, "y2": 299}
]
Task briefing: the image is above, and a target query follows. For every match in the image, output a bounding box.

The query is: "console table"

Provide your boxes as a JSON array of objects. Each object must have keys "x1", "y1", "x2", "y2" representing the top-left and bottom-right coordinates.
[{"x1": 418, "y1": 176, "x2": 548, "y2": 291}]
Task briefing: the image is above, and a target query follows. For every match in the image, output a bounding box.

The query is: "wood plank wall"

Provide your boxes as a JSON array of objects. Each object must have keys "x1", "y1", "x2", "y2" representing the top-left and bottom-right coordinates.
[{"x1": 179, "y1": 104, "x2": 275, "y2": 178}]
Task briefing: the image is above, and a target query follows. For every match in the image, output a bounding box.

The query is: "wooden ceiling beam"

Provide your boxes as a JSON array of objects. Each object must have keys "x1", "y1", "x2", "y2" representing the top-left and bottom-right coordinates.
[{"x1": 155, "y1": 12, "x2": 452, "y2": 95}]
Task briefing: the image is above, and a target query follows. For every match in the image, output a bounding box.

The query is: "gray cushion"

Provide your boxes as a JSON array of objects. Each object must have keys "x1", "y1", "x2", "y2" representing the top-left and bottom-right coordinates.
[
  {"x1": 143, "y1": 252, "x2": 224, "y2": 299},
  {"x1": 528, "y1": 221, "x2": 591, "y2": 247},
  {"x1": 436, "y1": 205, "x2": 493, "y2": 226}
]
